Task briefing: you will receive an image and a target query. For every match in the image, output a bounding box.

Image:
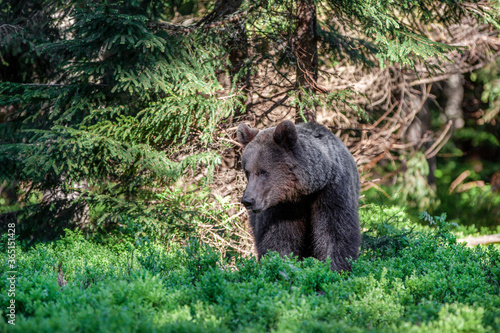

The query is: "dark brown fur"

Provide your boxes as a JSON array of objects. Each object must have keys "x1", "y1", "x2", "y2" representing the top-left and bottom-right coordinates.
[{"x1": 237, "y1": 120, "x2": 360, "y2": 271}]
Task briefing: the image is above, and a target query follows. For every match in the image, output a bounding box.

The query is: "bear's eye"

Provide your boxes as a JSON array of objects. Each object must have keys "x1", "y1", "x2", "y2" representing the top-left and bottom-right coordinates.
[{"x1": 257, "y1": 169, "x2": 268, "y2": 176}]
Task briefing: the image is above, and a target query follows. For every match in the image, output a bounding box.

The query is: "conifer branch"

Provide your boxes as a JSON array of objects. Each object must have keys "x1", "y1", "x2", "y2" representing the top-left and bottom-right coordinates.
[
  {"x1": 20, "y1": 83, "x2": 108, "y2": 87},
  {"x1": 147, "y1": 12, "x2": 246, "y2": 33}
]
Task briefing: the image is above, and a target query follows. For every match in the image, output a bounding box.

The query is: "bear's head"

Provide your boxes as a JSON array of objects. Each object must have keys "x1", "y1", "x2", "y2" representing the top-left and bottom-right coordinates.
[{"x1": 237, "y1": 120, "x2": 304, "y2": 213}]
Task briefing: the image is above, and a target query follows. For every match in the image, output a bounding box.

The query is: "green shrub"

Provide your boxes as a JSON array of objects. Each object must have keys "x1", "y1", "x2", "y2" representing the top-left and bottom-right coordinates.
[{"x1": 1, "y1": 210, "x2": 499, "y2": 332}]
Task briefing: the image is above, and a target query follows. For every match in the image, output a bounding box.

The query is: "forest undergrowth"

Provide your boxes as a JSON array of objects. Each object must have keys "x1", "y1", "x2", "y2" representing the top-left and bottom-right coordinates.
[{"x1": 1, "y1": 205, "x2": 499, "y2": 332}]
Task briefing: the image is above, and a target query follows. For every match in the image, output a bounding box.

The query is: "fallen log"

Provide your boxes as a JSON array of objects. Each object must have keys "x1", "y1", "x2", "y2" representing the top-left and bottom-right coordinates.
[{"x1": 457, "y1": 234, "x2": 500, "y2": 246}]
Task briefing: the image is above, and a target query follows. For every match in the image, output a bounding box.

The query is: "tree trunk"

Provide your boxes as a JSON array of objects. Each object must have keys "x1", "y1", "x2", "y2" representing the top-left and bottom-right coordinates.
[
  {"x1": 444, "y1": 74, "x2": 465, "y2": 130},
  {"x1": 295, "y1": 0, "x2": 318, "y2": 123},
  {"x1": 405, "y1": 88, "x2": 437, "y2": 188},
  {"x1": 199, "y1": 0, "x2": 246, "y2": 85},
  {"x1": 200, "y1": 0, "x2": 248, "y2": 117}
]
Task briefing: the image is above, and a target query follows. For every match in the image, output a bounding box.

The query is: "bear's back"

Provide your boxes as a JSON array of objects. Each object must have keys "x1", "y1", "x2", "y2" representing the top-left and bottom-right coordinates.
[
  {"x1": 296, "y1": 122, "x2": 346, "y2": 154},
  {"x1": 294, "y1": 122, "x2": 358, "y2": 192}
]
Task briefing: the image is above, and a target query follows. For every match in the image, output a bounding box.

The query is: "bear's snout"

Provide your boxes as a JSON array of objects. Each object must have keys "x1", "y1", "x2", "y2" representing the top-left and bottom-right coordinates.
[
  {"x1": 241, "y1": 196, "x2": 255, "y2": 209},
  {"x1": 241, "y1": 196, "x2": 264, "y2": 213}
]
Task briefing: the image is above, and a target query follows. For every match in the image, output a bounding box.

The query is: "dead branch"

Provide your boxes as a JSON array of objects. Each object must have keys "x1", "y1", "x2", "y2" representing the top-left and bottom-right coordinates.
[{"x1": 458, "y1": 234, "x2": 500, "y2": 246}]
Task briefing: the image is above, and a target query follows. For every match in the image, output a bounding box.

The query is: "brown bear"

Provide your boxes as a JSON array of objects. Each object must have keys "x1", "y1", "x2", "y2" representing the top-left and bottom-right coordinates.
[{"x1": 237, "y1": 120, "x2": 360, "y2": 272}]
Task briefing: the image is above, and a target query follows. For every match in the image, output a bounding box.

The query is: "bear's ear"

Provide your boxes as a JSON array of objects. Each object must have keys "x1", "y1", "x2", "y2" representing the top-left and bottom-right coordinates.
[
  {"x1": 237, "y1": 123, "x2": 259, "y2": 148},
  {"x1": 273, "y1": 120, "x2": 297, "y2": 150}
]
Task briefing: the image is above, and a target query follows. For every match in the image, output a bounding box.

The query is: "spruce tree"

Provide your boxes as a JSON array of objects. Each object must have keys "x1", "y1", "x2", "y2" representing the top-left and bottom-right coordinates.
[{"x1": 0, "y1": 1, "x2": 239, "y2": 240}]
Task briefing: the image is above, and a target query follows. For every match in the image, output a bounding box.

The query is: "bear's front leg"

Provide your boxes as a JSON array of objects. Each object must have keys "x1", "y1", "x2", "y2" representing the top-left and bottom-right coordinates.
[
  {"x1": 310, "y1": 189, "x2": 360, "y2": 272},
  {"x1": 250, "y1": 204, "x2": 311, "y2": 260}
]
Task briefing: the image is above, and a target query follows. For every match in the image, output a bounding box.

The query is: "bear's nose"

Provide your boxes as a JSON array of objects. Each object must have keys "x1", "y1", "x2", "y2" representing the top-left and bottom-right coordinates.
[{"x1": 241, "y1": 197, "x2": 255, "y2": 208}]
